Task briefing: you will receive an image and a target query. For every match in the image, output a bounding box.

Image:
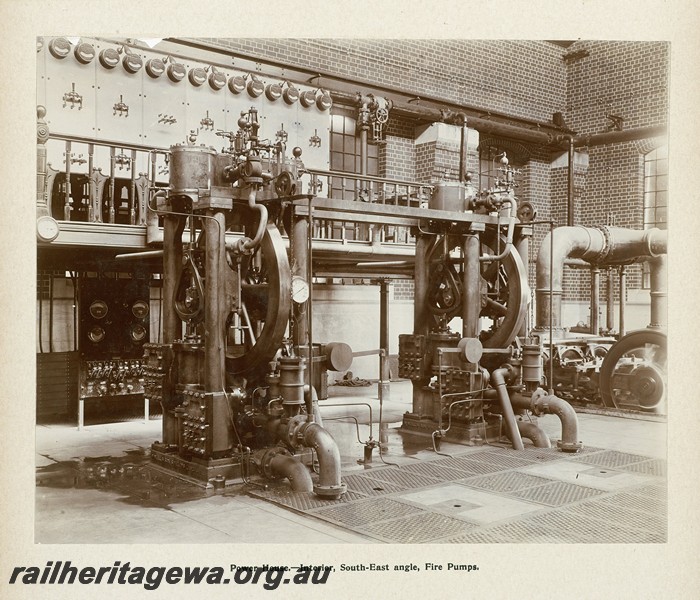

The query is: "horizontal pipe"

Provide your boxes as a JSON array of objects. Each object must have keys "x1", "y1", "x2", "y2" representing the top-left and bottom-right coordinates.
[
  {"x1": 535, "y1": 226, "x2": 668, "y2": 330},
  {"x1": 571, "y1": 125, "x2": 668, "y2": 148},
  {"x1": 517, "y1": 420, "x2": 551, "y2": 448}
]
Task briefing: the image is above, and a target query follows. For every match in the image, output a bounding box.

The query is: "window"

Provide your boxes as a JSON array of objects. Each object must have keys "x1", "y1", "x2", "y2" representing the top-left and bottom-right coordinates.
[
  {"x1": 642, "y1": 146, "x2": 668, "y2": 288},
  {"x1": 643, "y1": 146, "x2": 668, "y2": 230},
  {"x1": 329, "y1": 112, "x2": 378, "y2": 200}
]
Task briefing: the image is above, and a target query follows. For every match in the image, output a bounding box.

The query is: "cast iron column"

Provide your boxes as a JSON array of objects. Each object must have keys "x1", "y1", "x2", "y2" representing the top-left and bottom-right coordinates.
[{"x1": 379, "y1": 279, "x2": 391, "y2": 400}]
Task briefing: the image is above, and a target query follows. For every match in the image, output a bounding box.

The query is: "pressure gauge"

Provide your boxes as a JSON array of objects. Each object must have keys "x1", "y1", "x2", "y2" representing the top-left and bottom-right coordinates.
[
  {"x1": 74, "y1": 42, "x2": 96, "y2": 64},
  {"x1": 131, "y1": 300, "x2": 149, "y2": 319},
  {"x1": 146, "y1": 58, "x2": 165, "y2": 78},
  {"x1": 88, "y1": 326, "x2": 105, "y2": 343},
  {"x1": 167, "y1": 62, "x2": 186, "y2": 82},
  {"x1": 48, "y1": 37, "x2": 71, "y2": 59},
  {"x1": 228, "y1": 75, "x2": 245, "y2": 94},
  {"x1": 130, "y1": 324, "x2": 147, "y2": 343},
  {"x1": 122, "y1": 53, "x2": 143, "y2": 74},
  {"x1": 291, "y1": 276, "x2": 310, "y2": 304},
  {"x1": 99, "y1": 48, "x2": 120, "y2": 69},
  {"x1": 36, "y1": 215, "x2": 60, "y2": 242},
  {"x1": 209, "y1": 71, "x2": 226, "y2": 91},
  {"x1": 89, "y1": 300, "x2": 108, "y2": 319},
  {"x1": 188, "y1": 67, "x2": 207, "y2": 87}
]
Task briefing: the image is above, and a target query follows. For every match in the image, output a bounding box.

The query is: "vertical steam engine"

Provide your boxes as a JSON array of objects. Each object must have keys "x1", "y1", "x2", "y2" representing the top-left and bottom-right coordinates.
[{"x1": 144, "y1": 109, "x2": 346, "y2": 498}]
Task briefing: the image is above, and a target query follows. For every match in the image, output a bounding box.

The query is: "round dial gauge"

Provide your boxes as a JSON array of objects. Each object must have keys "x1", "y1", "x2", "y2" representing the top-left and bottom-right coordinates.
[
  {"x1": 130, "y1": 324, "x2": 147, "y2": 342},
  {"x1": 132, "y1": 300, "x2": 149, "y2": 319},
  {"x1": 99, "y1": 48, "x2": 120, "y2": 69},
  {"x1": 48, "y1": 37, "x2": 71, "y2": 59},
  {"x1": 291, "y1": 276, "x2": 310, "y2": 304},
  {"x1": 88, "y1": 326, "x2": 105, "y2": 343},
  {"x1": 167, "y1": 62, "x2": 186, "y2": 82},
  {"x1": 89, "y1": 300, "x2": 108, "y2": 319},
  {"x1": 36, "y1": 216, "x2": 60, "y2": 242},
  {"x1": 146, "y1": 58, "x2": 165, "y2": 78}
]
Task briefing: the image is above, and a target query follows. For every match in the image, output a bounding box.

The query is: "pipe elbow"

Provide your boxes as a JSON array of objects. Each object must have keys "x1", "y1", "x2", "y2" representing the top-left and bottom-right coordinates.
[
  {"x1": 301, "y1": 423, "x2": 347, "y2": 499},
  {"x1": 517, "y1": 420, "x2": 551, "y2": 448},
  {"x1": 268, "y1": 453, "x2": 313, "y2": 493},
  {"x1": 531, "y1": 392, "x2": 582, "y2": 453}
]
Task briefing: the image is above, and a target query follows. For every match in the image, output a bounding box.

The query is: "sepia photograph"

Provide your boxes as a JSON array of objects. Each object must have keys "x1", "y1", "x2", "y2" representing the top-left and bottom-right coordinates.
[{"x1": 2, "y1": 1, "x2": 699, "y2": 598}]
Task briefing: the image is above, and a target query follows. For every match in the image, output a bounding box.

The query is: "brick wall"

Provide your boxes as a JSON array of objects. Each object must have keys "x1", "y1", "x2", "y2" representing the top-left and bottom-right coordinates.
[{"x1": 202, "y1": 39, "x2": 567, "y2": 123}]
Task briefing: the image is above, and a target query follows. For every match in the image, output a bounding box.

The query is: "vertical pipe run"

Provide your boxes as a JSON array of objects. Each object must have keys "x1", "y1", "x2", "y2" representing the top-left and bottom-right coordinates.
[
  {"x1": 590, "y1": 267, "x2": 600, "y2": 335},
  {"x1": 414, "y1": 236, "x2": 429, "y2": 335},
  {"x1": 64, "y1": 141, "x2": 72, "y2": 221},
  {"x1": 292, "y1": 216, "x2": 308, "y2": 347},
  {"x1": 307, "y1": 195, "x2": 314, "y2": 414},
  {"x1": 459, "y1": 116, "x2": 468, "y2": 183},
  {"x1": 515, "y1": 226, "x2": 531, "y2": 337},
  {"x1": 462, "y1": 234, "x2": 480, "y2": 338},
  {"x1": 607, "y1": 268, "x2": 615, "y2": 332},
  {"x1": 649, "y1": 255, "x2": 667, "y2": 329},
  {"x1": 619, "y1": 266, "x2": 626, "y2": 337},
  {"x1": 48, "y1": 271, "x2": 54, "y2": 352},
  {"x1": 379, "y1": 280, "x2": 390, "y2": 400},
  {"x1": 108, "y1": 147, "x2": 116, "y2": 223},
  {"x1": 567, "y1": 137, "x2": 575, "y2": 227},
  {"x1": 204, "y1": 211, "x2": 226, "y2": 391}
]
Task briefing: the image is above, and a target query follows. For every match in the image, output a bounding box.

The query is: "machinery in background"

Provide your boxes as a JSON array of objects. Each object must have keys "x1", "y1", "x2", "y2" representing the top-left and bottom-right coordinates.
[
  {"x1": 143, "y1": 108, "x2": 347, "y2": 498},
  {"x1": 534, "y1": 225, "x2": 667, "y2": 413}
]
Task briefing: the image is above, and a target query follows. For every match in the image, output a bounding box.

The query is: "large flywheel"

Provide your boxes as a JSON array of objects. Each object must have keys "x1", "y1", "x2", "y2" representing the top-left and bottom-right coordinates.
[
  {"x1": 424, "y1": 231, "x2": 528, "y2": 348},
  {"x1": 225, "y1": 223, "x2": 291, "y2": 375},
  {"x1": 599, "y1": 329, "x2": 667, "y2": 412}
]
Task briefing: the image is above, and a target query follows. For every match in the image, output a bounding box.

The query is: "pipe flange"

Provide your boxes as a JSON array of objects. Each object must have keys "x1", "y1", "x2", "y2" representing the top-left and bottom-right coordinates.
[
  {"x1": 556, "y1": 439, "x2": 583, "y2": 453},
  {"x1": 313, "y1": 481, "x2": 347, "y2": 500},
  {"x1": 595, "y1": 226, "x2": 613, "y2": 264},
  {"x1": 285, "y1": 414, "x2": 309, "y2": 447},
  {"x1": 258, "y1": 447, "x2": 292, "y2": 479}
]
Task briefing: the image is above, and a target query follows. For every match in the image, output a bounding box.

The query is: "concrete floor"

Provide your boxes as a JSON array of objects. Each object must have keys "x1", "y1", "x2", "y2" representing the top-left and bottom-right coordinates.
[{"x1": 35, "y1": 381, "x2": 667, "y2": 544}]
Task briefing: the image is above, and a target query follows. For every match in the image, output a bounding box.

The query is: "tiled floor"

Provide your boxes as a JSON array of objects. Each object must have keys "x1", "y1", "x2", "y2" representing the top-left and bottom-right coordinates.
[{"x1": 35, "y1": 381, "x2": 667, "y2": 544}]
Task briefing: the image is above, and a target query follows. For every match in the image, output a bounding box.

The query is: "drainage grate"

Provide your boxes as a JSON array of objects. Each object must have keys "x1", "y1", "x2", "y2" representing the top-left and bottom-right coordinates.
[
  {"x1": 521, "y1": 509, "x2": 612, "y2": 542},
  {"x1": 357, "y1": 512, "x2": 476, "y2": 543},
  {"x1": 621, "y1": 459, "x2": 667, "y2": 477},
  {"x1": 509, "y1": 481, "x2": 604, "y2": 506},
  {"x1": 574, "y1": 450, "x2": 656, "y2": 469},
  {"x1": 460, "y1": 471, "x2": 555, "y2": 493},
  {"x1": 313, "y1": 497, "x2": 423, "y2": 527},
  {"x1": 516, "y1": 447, "x2": 569, "y2": 462},
  {"x1": 433, "y1": 457, "x2": 510, "y2": 476},
  {"x1": 399, "y1": 461, "x2": 473, "y2": 481},
  {"x1": 342, "y1": 473, "x2": 407, "y2": 496},
  {"x1": 629, "y1": 483, "x2": 667, "y2": 500},
  {"x1": 361, "y1": 467, "x2": 442, "y2": 490}
]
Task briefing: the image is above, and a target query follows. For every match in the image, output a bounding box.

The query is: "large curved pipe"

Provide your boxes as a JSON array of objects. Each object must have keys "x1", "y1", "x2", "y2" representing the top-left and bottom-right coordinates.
[
  {"x1": 535, "y1": 226, "x2": 667, "y2": 331},
  {"x1": 301, "y1": 423, "x2": 346, "y2": 499},
  {"x1": 491, "y1": 367, "x2": 524, "y2": 450},
  {"x1": 511, "y1": 391, "x2": 582, "y2": 452},
  {"x1": 517, "y1": 420, "x2": 551, "y2": 448},
  {"x1": 268, "y1": 453, "x2": 314, "y2": 492}
]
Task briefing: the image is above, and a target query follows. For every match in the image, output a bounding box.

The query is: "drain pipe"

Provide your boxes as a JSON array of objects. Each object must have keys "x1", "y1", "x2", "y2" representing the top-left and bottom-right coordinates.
[
  {"x1": 517, "y1": 421, "x2": 551, "y2": 448},
  {"x1": 299, "y1": 422, "x2": 347, "y2": 499},
  {"x1": 490, "y1": 365, "x2": 524, "y2": 451},
  {"x1": 511, "y1": 390, "x2": 582, "y2": 452}
]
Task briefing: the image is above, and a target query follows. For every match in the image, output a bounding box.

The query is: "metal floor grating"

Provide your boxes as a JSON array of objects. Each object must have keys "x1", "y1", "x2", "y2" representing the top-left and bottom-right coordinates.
[
  {"x1": 399, "y1": 461, "x2": 476, "y2": 481},
  {"x1": 573, "y1": 449, "x2": 656, "y2": 468},
  {"x1": 314, "y1": 497, "x2": 424, "y2": 527},
  {"x1": 248, "y1": 446, "x2": 666, "y2": 543},
  {"x1": 460, "y1": 471, "x2": 555, "y2": 493},
  {"x1": 356, "y1": 511, "x2": 477, "y2": 543},
  {"x1": 360, "y1": 467, "x2": 443, "y2": 489},
  {"x1": 508, "y1": 480, "x2": 605, "y2": 506}
]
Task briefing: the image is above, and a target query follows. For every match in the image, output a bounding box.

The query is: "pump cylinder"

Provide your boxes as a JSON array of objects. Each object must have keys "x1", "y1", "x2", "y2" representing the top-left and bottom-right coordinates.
[{"x1": 279, "y1": 357, "x2": 306, "y2": 405}]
